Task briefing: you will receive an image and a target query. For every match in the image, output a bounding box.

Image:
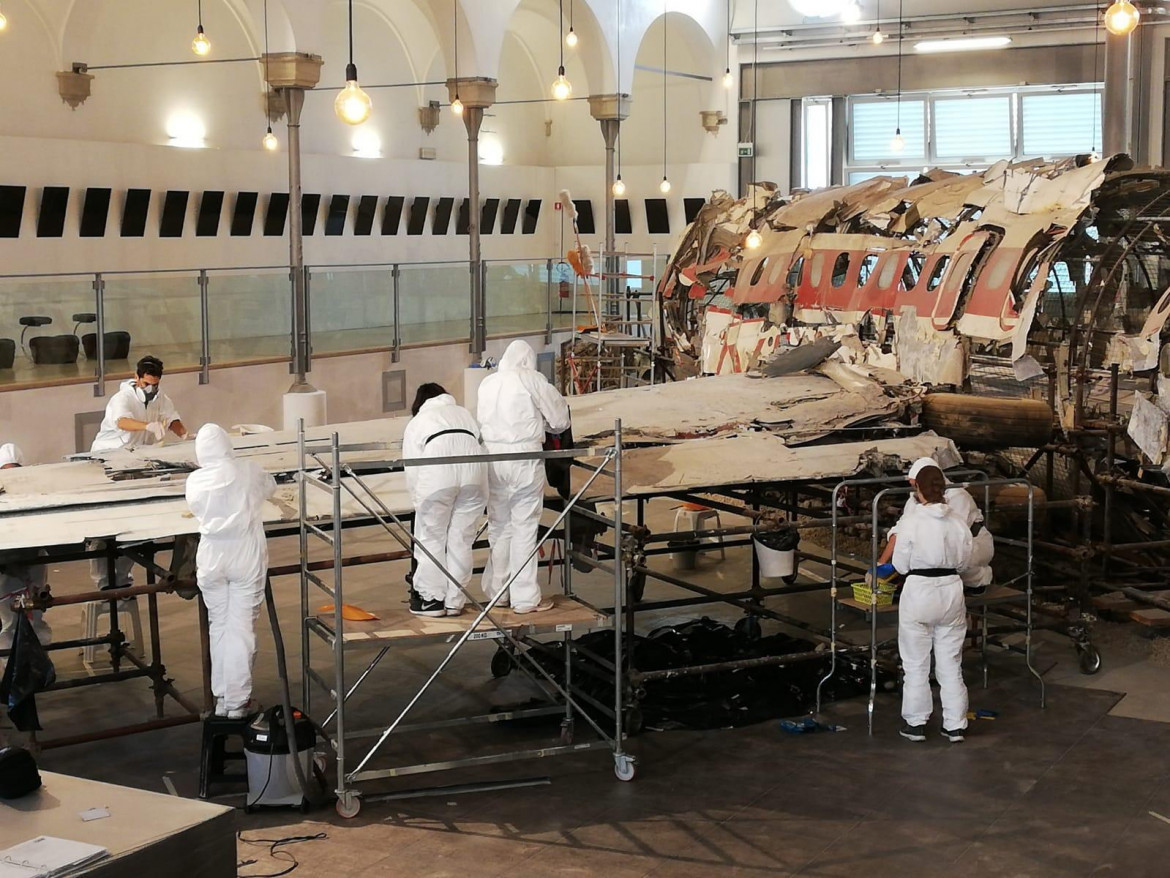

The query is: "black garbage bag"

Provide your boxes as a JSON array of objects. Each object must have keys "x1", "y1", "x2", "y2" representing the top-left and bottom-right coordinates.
[
  {"x1": 0, "y1": 612, "x2": 56, "y2": 732},
  {"x1": 544, "y1": 424, "x2": 574, "y2": 500},
  {"x1": 754, "y1": 528, "x2": 800, "y2": 552}
]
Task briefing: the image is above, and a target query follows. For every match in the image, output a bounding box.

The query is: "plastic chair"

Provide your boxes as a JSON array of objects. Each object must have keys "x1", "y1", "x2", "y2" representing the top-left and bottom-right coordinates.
[
  {"x1": 673, "y1": 502, "x2": 726, "y2": 560},
  {"x1": 73, "y1": 313, "x2": 131, "y2": 360},
  {"x1": 80, "y1": 597, "x2": 144, "y2": 666}
]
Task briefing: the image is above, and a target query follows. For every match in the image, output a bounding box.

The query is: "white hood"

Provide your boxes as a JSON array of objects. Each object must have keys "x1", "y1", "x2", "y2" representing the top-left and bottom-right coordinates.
[
  {"x1": 0, "y1": 443, "x2": 23, "y2": 467},
  {"x1": 499, "y1": 340, "x2": 536, "y2": 372},
  {"x1": 195, "y1": 424, "x2": 235, "y2": 466}
]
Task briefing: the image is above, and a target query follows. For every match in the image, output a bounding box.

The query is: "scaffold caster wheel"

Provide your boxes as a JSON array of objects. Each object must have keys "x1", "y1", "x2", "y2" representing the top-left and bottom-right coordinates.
[
  {"x1": 1077, "y1": 643, "x2": 1102, "y2": 676},
  {"x1": 734, "y1": 615, "x2": 761, "y2": 641},
  {"x1": 336, "y1": 793, "x2": 361, "y2": 819},
  {"x1": 614, "y1": 754, "x2": 636, "y2": 783},
  {"x1": 491, "y1": 645, "x2": 513, "y2": 679},
  {"x1": 560, "y1": 719, "x2": 575, "y2": 745}
]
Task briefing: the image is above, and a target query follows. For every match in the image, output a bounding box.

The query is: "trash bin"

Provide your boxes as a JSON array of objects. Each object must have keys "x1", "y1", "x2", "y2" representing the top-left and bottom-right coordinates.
[
  {"x1": 668, "y1": 539, "x2": 701, "y2": 571},
  {"x1": 753, "y1": 528, "x2": 800, "y2": 579}
]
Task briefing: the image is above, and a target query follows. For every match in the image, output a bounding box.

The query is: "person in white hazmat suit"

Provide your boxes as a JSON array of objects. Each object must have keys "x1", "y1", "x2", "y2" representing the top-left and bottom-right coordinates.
[
  {"x1": 89, "y1": 356, "x2": 188, "y2": 592},
  {"x1": 185, "y1": 424, "x2": 276, "y2": 718},
  {"x1": 889, "y1": 463, "x2": 974, "y2": 743},
  {"x1": 402, "y1": 384, "x2": 488, "y2": 618},
  {"x1": 0, "y1": 444, "x2": 51, "y2": 651},
  {"x1": 477, "y1": 340, "x2": 571, "y2": 614},
  {"x1": 880, "y1": 456, "x2": 994, "y2": 590}
]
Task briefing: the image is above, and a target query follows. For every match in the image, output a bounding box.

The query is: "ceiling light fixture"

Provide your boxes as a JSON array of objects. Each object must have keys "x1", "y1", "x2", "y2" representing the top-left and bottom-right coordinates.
[
  {"x1": 745, "y1": 227, "x2": 763, "y2": 249},
  {"x1": 451, "y1": 0, "x2": 463, "y2": 115},
  {"x1": 261, "y1": 0, "x2": 278, "y2": 151},
  {"x1": 842, "y1": 2, "x2": 862, "y2": 24},
  {"x1": 566, "y1": 0, "x2": 578, "y2": 46},
  {"x1": 872, "y1": 0, "x2": 883, "y2": 44},
  {"x1": 914, "y1": 35, "x2": 1012, "y2": 53},
  {"x1": 335, "y1": 0, "x2": 372, "y2": 125},
  {"x1": 891, "y1": 0, "x2": 904, "y2": 152},
  {"x1": 191, "y1": 0, "x2": 210, "y2": 55},
  {"x1": 613, "y1": 174, "x2": 626, "y2": 196},
  {"x1": 1104, "y1": 1, "x2": 1139, "y2": 36},
  {"x1": 723, "y1": 0, "x2": 733, "y2": 88},
  {"x1": 660, "y1": 0, "x2": 669, "y2": 194},
  {"x1": 552, "y1": 0, "x2": 572, "y2": 99},
  {"x1": 0, "y1": 6, "x2": 9, "y2": 32},
  {"x1": 788, "y1": 0, "x2": 848, "y2": 18}
]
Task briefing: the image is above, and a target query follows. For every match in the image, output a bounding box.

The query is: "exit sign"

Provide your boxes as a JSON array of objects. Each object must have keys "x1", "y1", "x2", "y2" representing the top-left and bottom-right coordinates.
[{"x1": 738, "y1": 142, "x2": 754, "y2": 157}]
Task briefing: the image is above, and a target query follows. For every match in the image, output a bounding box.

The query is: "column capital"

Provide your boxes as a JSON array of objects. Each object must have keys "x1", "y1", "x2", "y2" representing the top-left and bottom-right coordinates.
[
  {"x1": 588, "y1": 93, "x2": 632, "y2": 122},
  {"x1": 263, "y1": 52, "x2": 324, "y2": 90},
  {"x1": 447, "y1": 77, "x2": 498, "y2": 110}
]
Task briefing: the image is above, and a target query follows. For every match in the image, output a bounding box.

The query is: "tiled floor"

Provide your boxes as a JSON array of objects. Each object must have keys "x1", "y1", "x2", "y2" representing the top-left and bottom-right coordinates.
[{"x1": 15, "y1": 501, "x2": 1170, "y2": 877}]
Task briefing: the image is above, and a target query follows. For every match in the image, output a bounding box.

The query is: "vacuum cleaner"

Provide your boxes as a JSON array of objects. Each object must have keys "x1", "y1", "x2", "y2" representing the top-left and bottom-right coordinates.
[{"x1": 244, "y1": 705, "x2": 316, "y2": 812}]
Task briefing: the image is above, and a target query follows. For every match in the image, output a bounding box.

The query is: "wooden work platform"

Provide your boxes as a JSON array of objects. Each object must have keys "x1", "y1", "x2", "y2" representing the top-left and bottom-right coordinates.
[
  {"x1": 0, "y1": 771, "x2": 234, "y2": 877},
  {"x1": 836, "y1": 584, "x2": 1024, "y2": 614},
  {"x1": 320, "y1": 595, "x2": 611, "y2": 645}
]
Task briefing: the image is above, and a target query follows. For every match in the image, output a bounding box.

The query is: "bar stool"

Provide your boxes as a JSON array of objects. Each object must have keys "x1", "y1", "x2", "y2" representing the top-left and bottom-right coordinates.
[
  {"x1": 80, "y1": 597, "x2": 144, "y2": 666},
  {"x1": 199, "y1": 715, "x2": 251, "y2": 799},
  {"x1": 673, "y1": 503, "x2": 726, "y2": 560}
]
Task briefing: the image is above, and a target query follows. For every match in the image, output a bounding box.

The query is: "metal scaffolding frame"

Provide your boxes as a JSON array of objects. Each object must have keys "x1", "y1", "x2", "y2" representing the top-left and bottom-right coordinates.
[{"x1": 297, "y1": 421, "x2": 634, "y2": 819}]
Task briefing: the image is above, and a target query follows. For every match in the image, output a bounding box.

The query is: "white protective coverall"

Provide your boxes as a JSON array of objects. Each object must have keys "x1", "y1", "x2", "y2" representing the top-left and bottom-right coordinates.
[
  {"x1": 892, "y1": 501, "x2": 974, "y2": 731},
  {"x1": 477, "y1": 340, "x2": 571, "y2": 611},
  {"x1": 402, "y1": 394, "x2": 488, "y2": 612},
  {"x1": 185, "y1": 425, "x2": 277, "y2": 713},
  {"x1": 89, "y1": 380, "x2": 183, "y2": 589}
]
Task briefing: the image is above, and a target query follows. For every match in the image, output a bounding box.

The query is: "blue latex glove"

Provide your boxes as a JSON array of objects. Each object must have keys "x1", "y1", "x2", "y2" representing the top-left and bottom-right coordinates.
[{"x1": 875, "y1": 563, "x2": 897, "y2": 579}]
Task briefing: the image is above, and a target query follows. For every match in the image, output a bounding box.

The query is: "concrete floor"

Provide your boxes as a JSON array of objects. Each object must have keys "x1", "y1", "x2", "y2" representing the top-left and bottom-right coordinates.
[{"x1": 12, "y1": 499, "x2": 1170, "y2": 877}]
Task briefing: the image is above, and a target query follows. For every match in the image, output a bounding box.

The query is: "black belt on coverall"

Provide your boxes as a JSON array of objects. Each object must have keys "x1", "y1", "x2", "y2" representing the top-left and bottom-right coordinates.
[
  {"x1": 906, "y1": 568, "x2": 959, "y2": 578},
  {"x1": 424, "y1": 428, "x2": 477, "y2": 447}
]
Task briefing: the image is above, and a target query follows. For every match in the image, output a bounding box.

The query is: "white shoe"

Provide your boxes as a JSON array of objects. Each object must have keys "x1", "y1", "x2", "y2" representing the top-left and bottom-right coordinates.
[
  {"x1": 226, "y1": 700, "x2": 261, "y2": 720},
  {"x1": 513, "y1": 599, "x2": 555, "y2": 615},
  {"x1": 445, "y1": 606, "x2": 464, "y2": 617}
]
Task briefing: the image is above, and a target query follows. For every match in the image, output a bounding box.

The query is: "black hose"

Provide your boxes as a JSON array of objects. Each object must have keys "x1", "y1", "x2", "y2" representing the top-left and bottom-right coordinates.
[{"x1": 263, "y1": 576, "x2": 322, "y2": 807}]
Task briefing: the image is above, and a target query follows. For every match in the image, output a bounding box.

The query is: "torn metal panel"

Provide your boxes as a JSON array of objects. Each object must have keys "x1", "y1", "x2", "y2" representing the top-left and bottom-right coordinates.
[
  {"x1": 573, "y1": 432, "x2": 961, "y2": 498},
  {"x1": 893, "y1": 311, "x2": 967, "y2": 386},
  {"x1": 1127, "y1": 394, "x2": 1169, "y2": 465}
]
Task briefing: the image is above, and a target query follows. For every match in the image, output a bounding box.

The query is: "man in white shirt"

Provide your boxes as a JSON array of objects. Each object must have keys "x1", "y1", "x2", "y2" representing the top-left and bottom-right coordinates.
[
  {"x1": 90, "y1": 355, "x2": 187, "y2": 454},
  {"x1": 89, "y1": 356, "x2": 188, "y2": 590}
]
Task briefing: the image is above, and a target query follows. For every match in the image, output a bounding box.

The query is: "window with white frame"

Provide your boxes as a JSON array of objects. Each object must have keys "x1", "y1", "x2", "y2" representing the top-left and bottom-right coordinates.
[
  {"x1": 802, "y1": 98, "x2": 833, "y2": 190},
  {"x1": 839, "y1": 84, "x2": 1102, "y2": 183}
]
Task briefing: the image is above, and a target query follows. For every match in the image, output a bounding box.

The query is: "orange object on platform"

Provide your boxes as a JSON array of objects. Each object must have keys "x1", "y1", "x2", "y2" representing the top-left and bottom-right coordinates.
[{"x1": 318, "y1": 603, "x2": 379, "y2": 621}]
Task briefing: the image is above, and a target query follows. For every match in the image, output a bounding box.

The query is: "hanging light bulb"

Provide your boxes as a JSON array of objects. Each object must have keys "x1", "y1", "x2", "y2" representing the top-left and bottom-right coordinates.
[
  {"x1": 0, "y1": 7, "x2": 8, "y2": 31},
  {"x1": 722, "y1": 68, "x2": 734, "y2": 88},
  {"x1": 1104, "y1": 0, "x2": 1140, "y2": 36},
  {"x1": 659, "y1": 176, "x2": 671, "y2": 194},
  {"x1": 565, "y1": 27, "x2": 578, "y2": 47},
  {"x1": 612, "y1": 175, "x2": 627, "y2": 196},
  {"x1": 262, "y1": 126, "x2": 278, "y2": 151},
  {"x1": 551, "y1": 66, "x2": 572, "y2": 100},
  {"x1": 335, "y1": 63, "x2": 372, "y2": 125},
  {"x1": 451, "y1": 95, "x2": 464, "y2": 116},
  {"x1": 842, "y1": 2, "x2": 862, "y2": 23},
  {"x1": 891, "y1": 127, "x2": 905, "y2": 152},
  {"x1": 872, "y1": 28, "x2": 884, "y2": 44},
  {"x1": 192, "y1": 24, "x2": 210, "y2": 55},
  {"x1": 745, "y1": 227, "x2": 763, "y2": 249}
]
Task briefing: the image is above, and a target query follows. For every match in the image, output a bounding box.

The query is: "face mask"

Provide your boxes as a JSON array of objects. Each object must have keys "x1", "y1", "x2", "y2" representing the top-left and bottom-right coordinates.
[{"x1": 135, "y1": 383, "x2": 160, "y2": 405}]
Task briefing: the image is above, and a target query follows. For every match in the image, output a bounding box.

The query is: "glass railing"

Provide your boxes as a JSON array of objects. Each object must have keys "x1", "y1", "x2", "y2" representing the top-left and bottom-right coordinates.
[{"x1": 0, "y1": 255, "x2": 603, "y2": 391}]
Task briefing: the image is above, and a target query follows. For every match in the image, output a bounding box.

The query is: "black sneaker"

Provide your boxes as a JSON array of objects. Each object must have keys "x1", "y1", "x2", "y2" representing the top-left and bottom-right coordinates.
[
  {"x1": 899, "y1": 723, "x2": 927, "y2": 742},
  {"x1": 409, "y1": 592, "x2": 446, "y2": 618},
  {"x1": 941, "y1": 727, "x2": 966, "y2": 742}
]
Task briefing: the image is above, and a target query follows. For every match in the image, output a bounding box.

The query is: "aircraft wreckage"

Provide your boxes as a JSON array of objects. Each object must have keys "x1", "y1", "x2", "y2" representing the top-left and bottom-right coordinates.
[{"x1": 655, "y1": 153, "x2": 1170, "y2": 634}]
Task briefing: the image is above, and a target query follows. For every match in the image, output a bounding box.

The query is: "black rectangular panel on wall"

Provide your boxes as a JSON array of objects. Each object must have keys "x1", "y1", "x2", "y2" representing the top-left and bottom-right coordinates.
[
  {"x1": 522, "y1": 199, "x2": 541, "y2": 234},
  {"x1": 121, "y1": 189, "x2": 150, "y2": 237},
  {"x1": 231, "y1": 192, "x2": 258, "y2": 236},
  {"x1": 407, "y1": 197, "x2": 429, "y2": 235},
  {"x1": 301, "y1": 193, "x2": 321, "y2": 235},
  {"x1": 645, "y1": 198, "x2": 670, "y2": 234},
  {"x1": 615, "y1": 199, "x2": 632, "y2": 235},
  {"x1": 264, "y1": 193, "x2": 289, "y2": 236},
  {"x1": 354, "y1": 195, "x2": 377, "y2": 235},
  {"x1": 0, "y1": 186, "x2": 25, "y2": 238},
  {"x1": 572, "y1": 200, "x2": 595, "y2": 235},
  {"x1": 196, "y1": 190, "x2": 224, "y2": 237},
  {"x1": 159, "y1": 190, "x2": 189, "y2": 237},
  {"x1": 481, "y1": 198, "x2": 500, "y2": 234},
  {"x1": 325, "y1": 194, "x2": 349, "y2": 236},
  {"x1": 455, "y1": 199, "x2": 469, "y2": 235},
  {"x1": 683, "y1": 198, "x2": 706, "y2": 224},
  {"x1": 500, "y1": 198, "x2": 521, "y2": 234},
  {"x1": 80, "y1": 188, "x2": 111, "y2": 237},
  {"x1": 37, "y1": 187, "x2": 69, "y2": 238},
  {"x1": 432, "y1": 197, "x2": 454, "y2": 234},
  {"x1": 383, "y1": 196, "x2": 404, "y2": 235}
]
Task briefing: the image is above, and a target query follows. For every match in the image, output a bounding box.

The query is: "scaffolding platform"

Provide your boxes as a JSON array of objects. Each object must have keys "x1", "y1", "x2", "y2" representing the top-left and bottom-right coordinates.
[{"x1": 316, "y1": 595, "x2": 610, "y2": 646}]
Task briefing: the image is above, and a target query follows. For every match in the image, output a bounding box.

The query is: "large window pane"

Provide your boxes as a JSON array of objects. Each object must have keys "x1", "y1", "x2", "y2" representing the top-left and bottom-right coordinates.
[
  {"x1": 851, "y1": 99, "x2": 926, "y2": 161},
  {"x1": 803, "y1": 100, "x2": 832, "y2": 189},
  {"x1": 1021, "y1": 92, "x2": 1101, "y2": 157},
  {"x1": 934, "y1": 96, "x2": 1012, "y2": 160}
]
